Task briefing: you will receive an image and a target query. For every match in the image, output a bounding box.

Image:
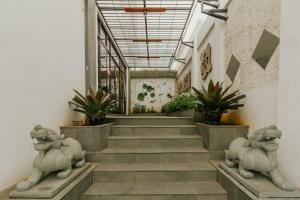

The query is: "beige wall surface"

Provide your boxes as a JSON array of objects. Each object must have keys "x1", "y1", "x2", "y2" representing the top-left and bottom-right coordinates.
[
  {"x1": 224, "y1": 0, "x2": 280, "y2": 130},
  {"x1": 224, "y1": 0, "x2": 280, "y2": 91},
  {"x1": 0, "y1": 0, "x2": 86, "y2": 191},
  {"x1": 177, "y1": 0, "x2": 280, "y2": 131}
]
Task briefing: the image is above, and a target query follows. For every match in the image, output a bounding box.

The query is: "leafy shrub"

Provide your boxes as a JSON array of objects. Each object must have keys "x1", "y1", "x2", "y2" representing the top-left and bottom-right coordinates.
[
  {"x1": 193, "y1": 80, "x2": 246, "y2": 125},
  {"x1": 132, "y1": 103, "x2": 146, "y2": 113},
  {"x1": 70, "y1": 87, "x2": 116, "y2": 125},
  {"x1": 161, "y1": 92, "x2": 197, "y2": 113}
]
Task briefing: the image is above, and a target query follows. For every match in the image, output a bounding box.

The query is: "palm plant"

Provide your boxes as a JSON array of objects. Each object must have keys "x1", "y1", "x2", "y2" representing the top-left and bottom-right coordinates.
[
  {"x1": 192, "y1": 80, "x2": 246, "y2": 125},
  {"x1": 69, "y1": 87, "x2": 117, "y2": 125}
]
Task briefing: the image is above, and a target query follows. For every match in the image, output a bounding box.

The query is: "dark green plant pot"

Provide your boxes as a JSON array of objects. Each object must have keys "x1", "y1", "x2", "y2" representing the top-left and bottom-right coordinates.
[{"x1": 88, "y1": 116, "x2": 106, "y2": 126}]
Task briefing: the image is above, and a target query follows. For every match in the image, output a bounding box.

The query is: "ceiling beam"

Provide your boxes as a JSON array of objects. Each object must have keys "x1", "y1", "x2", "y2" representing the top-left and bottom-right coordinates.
[
  {"x1": 124, "y1": 7, "x2": 166, "y2": 13},
  {"x1": 133, "y1": 39, "x2": 162, "y2": 42},
  {"x1": 137, "y1": 56, "x2": 161, "y2": 59}
]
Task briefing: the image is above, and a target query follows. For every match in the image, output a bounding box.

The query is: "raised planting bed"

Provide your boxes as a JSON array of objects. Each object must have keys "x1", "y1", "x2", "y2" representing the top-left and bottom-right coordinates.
[
  {"x1": 60, "y1": 123, "x2": 114, "y2": 158},
  {"x1": 196, "y1": 123, "x2": 249, "y2": 160}
]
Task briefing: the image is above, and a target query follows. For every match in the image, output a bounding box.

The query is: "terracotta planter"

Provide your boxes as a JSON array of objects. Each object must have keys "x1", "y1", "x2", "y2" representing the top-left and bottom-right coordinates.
[{"x1": 196, "y1": 123, "x2": 249, "y2": 160}]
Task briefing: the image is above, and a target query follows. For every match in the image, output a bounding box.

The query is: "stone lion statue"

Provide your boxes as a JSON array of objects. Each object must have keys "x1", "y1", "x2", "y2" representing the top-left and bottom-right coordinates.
[
  {"x1": 225, "y1": 125, "x2": 295, "y2": 191},
  {"x1": 17, "y1": 125, "x2": 86, "y2": 192}
]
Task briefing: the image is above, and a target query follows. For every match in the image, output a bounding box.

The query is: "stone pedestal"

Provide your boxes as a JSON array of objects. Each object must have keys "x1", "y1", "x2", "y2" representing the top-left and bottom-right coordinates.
[
  {"x1": 219, "y1": 162, "x2": 300, "y2": 199},
  {"x1": 10, "y1": 164, "x2": 91, "y2": 199}
]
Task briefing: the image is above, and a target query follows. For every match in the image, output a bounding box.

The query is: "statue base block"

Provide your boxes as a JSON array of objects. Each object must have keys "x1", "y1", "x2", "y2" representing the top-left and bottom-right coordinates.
[
  {"x1": 10, "y1": 163, "x2": 91, "y2": 199},
  {"x1": 220, "y1": 163, "x2": 300, "y2": 198}
]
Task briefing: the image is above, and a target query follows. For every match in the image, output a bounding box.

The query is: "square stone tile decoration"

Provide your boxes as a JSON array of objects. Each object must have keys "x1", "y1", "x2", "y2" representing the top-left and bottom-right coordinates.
[
  {"x1": 252, "y1": 29, "x2": 280, "y2": 70},
  {"x1": 226, "y1": 55, "x2": 241, "y2": 82}
]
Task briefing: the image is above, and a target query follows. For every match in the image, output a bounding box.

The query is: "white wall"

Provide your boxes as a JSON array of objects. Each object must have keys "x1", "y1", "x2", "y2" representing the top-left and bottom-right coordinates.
[
  {"x1": 277, "y1": 0, "x2": 300, "y2": 187},
  {"x1": 0, "y1": 0, "x2": 85, "y2": 191}
]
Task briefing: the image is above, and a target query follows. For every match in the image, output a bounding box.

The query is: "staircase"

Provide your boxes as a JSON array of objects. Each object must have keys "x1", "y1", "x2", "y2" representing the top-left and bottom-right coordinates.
[{"x1": 84, "y1": 116, "x2": 227, "y2": 200}]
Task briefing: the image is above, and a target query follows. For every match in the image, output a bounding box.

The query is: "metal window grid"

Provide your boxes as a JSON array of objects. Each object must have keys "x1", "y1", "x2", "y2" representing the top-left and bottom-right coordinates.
[{"x1": 97, "y1": 0, "x2": 195, "y2": 68}]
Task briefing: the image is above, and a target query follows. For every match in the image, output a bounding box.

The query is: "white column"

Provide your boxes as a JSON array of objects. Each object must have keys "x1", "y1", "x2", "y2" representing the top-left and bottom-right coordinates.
[
  {"x1": 85, "y1": 0, "x2": 98, "y2": 92},
  {"x1": 126, "y1": 67, "x2": 131, "y2": 115},
  {"x1": 191, "y1": 35, "x2": 201, "y2": 89},
  {"x1": 277, "y1": 0, "x2": 300, "y2": 187}
]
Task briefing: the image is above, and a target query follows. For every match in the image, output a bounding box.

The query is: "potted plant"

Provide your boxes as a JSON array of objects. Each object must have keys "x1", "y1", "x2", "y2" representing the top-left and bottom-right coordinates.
[
  {"x1": 60, "y1": 87, "x2": 116, "y2": 158},
  {"x1": 69, "y1": 87, "x2": 116, "y2": 125},
  {"x1": 193, "y1": 80, "x2": 249, "y2": 159}
]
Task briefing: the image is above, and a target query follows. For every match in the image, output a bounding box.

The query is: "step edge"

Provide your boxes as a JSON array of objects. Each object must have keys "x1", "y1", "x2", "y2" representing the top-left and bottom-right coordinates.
[
  {"x1": 84, "y1": 182, "x2": 226, "y2": 196},
  {"x1": 112, "y1": 125, "x2": 198, "y2": 128},
  {"x1": 106, "y1": 136, "x2": 203, "y2": 140}
]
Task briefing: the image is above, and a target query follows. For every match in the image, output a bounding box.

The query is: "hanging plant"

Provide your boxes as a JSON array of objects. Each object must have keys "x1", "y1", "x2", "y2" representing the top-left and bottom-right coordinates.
[
  {"x1": 137, "y1": 93, "x2": 145, "y2": 101},
  {"x1": 143, "y1": 84, "x2": 148, "y2": 89}
]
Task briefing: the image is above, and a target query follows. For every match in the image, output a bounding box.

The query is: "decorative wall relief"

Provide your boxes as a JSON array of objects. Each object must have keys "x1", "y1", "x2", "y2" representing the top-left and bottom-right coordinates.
[
  {"x1": 131, "y1": 78, "x2": 175, "y2": 112},
  {"x1": 252, "y1": 29, "x2": 280, "y2": 70},
  {"x1": 200, "y1": 43, "x2": 212, "y2": 80},
  {"x1": 176, "y1": 70, "x2": 191, "y2": 95},
  {"x1": 138, "y1": 84, "x2": 155, "y2": 101},
  {"x1": 226, "y1": 55, "x2": 241, "y2": 82}
]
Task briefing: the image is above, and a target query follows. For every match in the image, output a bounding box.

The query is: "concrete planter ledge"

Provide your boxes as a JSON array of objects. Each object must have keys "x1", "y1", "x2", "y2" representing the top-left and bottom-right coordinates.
[
  {"x1": 60, "y1": 123, "x2": 114, "y2": 160},
  {"x1": 61, "y1": 122, "x2": 114, "y2": 128},
  {"x1": 196, "y1": 123, "x2": 249, "y2": 160},
  {"x1": 195, "y1": 123, "x2": 249, "y2": 128}
]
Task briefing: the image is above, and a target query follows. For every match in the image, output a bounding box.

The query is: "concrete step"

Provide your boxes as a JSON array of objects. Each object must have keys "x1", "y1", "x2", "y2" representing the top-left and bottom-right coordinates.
[
  {"x1": 86, "y1": 147, "x2": 210, "y2": 163},
  {"x1": 106, "y1": 135, "x2": 203, "y2": 148},
  {"x1": 84, "y1": 182, "x2": 227, "y2": 200},
  {"x1": 108, "y1": 116, "x2": 195, "y2": 125},
  {"x1": 111, "y1": 125, "x2": 200, "y2": 136},
  {"x1": 94, "y1": 162, "x2": 217, "y2": 183}
]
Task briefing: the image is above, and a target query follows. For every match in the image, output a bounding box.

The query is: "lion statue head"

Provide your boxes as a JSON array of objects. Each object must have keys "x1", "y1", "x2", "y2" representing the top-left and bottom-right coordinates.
[
  {"x1": 247, "y1": 125, "x2": 282, "y2": 152},
  {"x1": 30, "y1": 125, "x2": 65, "y2": 151}
]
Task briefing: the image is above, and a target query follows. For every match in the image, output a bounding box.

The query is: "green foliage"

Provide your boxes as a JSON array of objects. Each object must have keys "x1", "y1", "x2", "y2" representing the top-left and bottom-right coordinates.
[
  {"x1": 161, "y1": 92, "x2": 197, "y2": 113},
  {"x1": 146, "y1": 85, "x2": 154, "y2": 92},
  {"x1": 109, "y1": 105, "x2": 120, "y2": 114},
  {"x1": 150, "y1": 93, "x2": 155, "y2": 98},
  {"x1": 69, "y1": 87, "x2": 117, "y2": 125},
  {"x1": 146, "y1": 106, "x2": 157, "y2": 113},
  {"x1": 192, "y1": 79, "x2": 246, "y2": 125},
  {"x1": 137, "y1": 93, "x2": 145, "y2": 101},
  {"x1": 132, "y1": 103, "x2": 146, "y2": 113},
  {"x1": 138, "y1": 84, "x2": 154, "y2": 101},
  {"x1": 143, "y1": 84, "x2": 154, "y2": 92}
]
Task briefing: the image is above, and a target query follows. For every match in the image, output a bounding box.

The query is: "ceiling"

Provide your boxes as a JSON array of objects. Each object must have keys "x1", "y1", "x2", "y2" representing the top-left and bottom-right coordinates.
[{"x1": 96, "y1": 0, "x2": 195, "y2": 68}]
